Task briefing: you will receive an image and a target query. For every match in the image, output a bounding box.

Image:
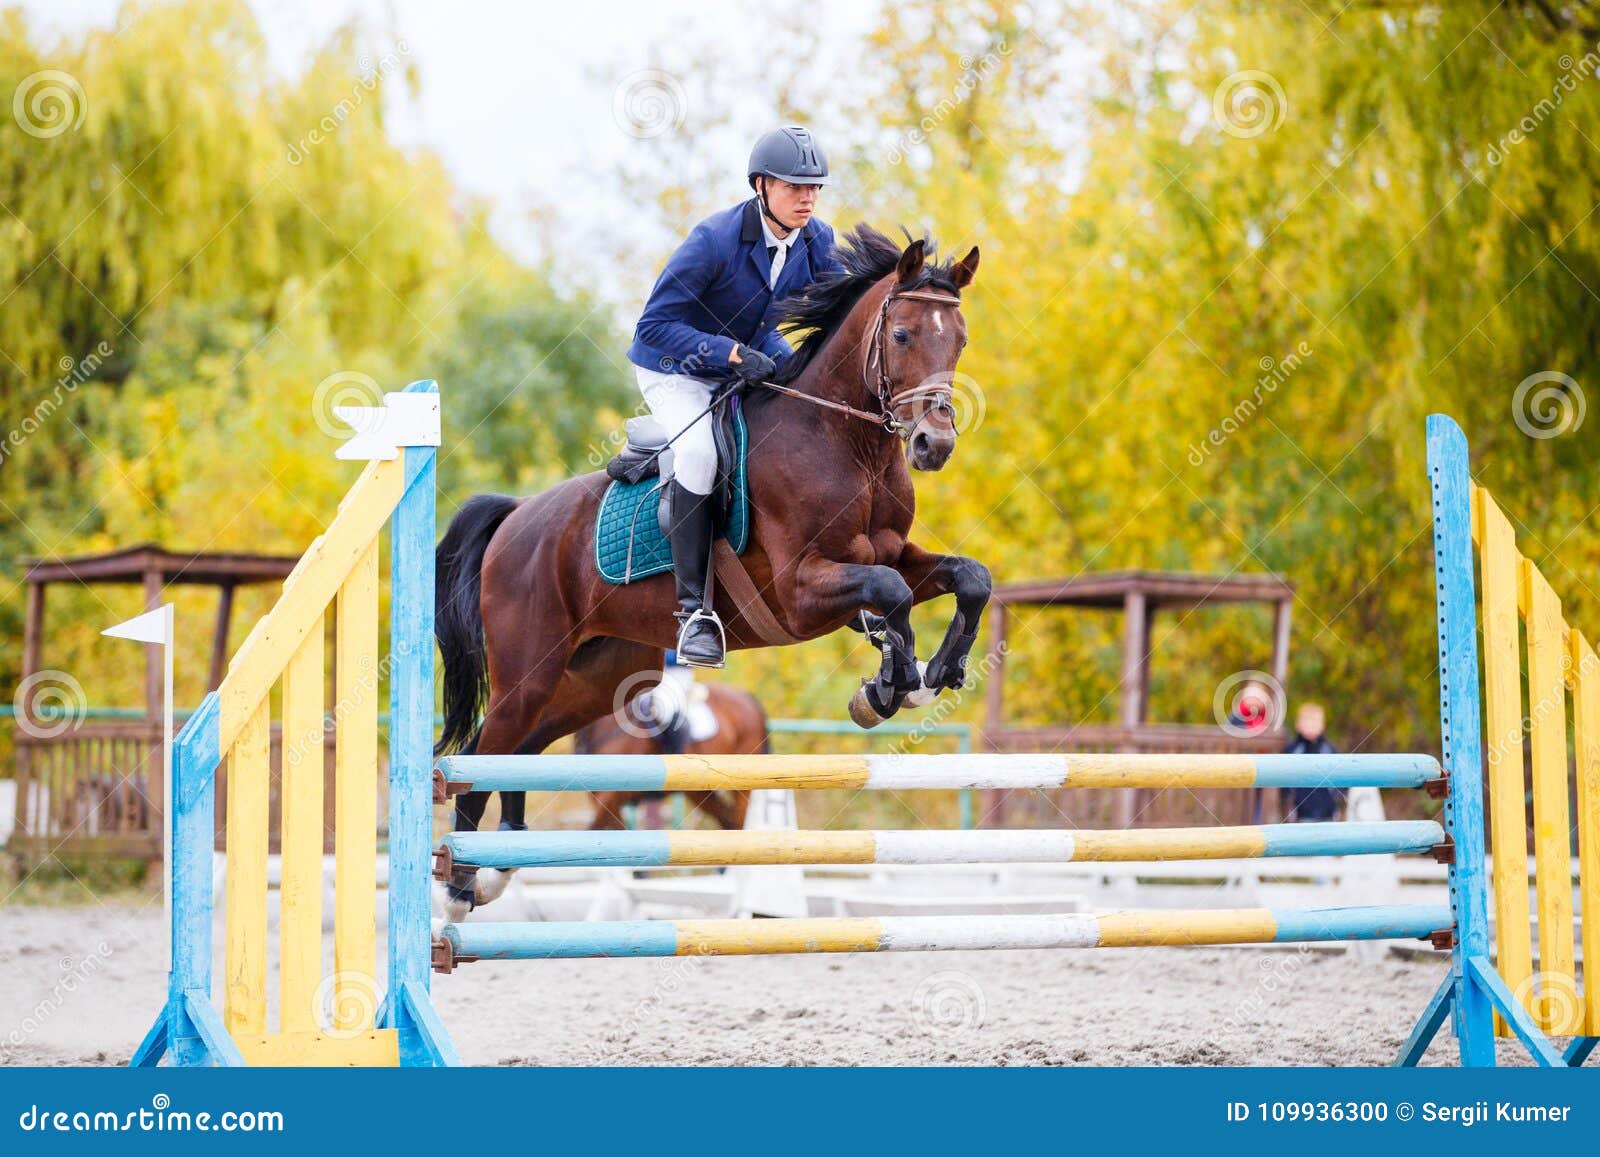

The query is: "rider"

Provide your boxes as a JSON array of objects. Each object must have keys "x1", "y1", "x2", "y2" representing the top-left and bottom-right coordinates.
[{"x1": 627, "y1": 125, "x2": 845, "y2": 668}]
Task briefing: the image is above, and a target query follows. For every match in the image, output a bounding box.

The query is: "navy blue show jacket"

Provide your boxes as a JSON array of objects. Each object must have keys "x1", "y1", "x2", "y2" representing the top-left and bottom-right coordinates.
[{"x1": 628, "y1": 197, "x2": 845, "y2": 381}]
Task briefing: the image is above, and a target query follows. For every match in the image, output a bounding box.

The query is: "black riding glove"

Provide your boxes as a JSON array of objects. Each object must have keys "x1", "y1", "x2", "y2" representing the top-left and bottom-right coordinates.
[{"x1": 730, "y1": 345, "x2": 777, "y2": 383}]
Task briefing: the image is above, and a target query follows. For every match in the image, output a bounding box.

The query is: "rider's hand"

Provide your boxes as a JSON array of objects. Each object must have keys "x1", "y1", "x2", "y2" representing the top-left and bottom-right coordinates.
[{"x1": 729, "y1": 344, "x2": 777, "y2": 382}]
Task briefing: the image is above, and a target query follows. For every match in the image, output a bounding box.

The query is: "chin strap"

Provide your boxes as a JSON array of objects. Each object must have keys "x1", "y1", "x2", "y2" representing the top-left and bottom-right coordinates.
[{"x1": 756, "y1": 179, "x2": 798, "y2": 236}]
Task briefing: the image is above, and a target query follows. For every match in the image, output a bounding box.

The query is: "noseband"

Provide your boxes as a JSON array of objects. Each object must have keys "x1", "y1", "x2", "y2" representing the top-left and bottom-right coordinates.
[
  {"x1": 752, "y1": 285, "x2": 964, "y2": 437},
  {"x1": 862, "y1": 287, "x2": 964, "y2": 436}
]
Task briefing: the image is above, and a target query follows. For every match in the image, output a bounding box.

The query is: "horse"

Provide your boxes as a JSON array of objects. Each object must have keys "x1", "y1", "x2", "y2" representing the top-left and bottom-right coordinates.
[
  {"x1": 575, "y1": 681, "x2": 768, "y2": 831},
  {"x1": 433, "y1": 224, "x2": 990, "y2": 917}
]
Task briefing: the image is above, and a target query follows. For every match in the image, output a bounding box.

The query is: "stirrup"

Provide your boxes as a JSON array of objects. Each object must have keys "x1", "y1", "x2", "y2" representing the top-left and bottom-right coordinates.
[{"x1": 674, "y1": 607, "x2": 726, "y2": 669}]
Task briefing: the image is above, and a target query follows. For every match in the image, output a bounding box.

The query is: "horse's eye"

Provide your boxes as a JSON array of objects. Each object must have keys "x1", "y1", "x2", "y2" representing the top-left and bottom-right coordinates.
[{"x1": 892, "y1": 328, "x2": 910, "y2": 345}]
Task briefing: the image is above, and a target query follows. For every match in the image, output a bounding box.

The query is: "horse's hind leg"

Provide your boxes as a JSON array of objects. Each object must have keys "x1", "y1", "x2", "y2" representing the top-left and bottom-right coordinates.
[
  {"x1": 685, "y1": 790, "x2": 750, "y2": 830},
  {"x1": 588, "y1": 792, "x2": 631, "y2": 830},
  {"x1": 440, "y1": 638, "x2": 662, "y2": 918},
  {"x1": 438, "y1": 674, "x2": 556, "y2": 922}
]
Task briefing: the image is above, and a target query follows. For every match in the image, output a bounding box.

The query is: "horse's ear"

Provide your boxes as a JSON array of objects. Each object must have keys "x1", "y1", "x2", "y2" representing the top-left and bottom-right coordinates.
[
  {"x1": 951, "y1": 246, "x2": 980, "y2": 289},
  {"x1": 895, "y1": 239, "x2": 926, "y2": 284}
]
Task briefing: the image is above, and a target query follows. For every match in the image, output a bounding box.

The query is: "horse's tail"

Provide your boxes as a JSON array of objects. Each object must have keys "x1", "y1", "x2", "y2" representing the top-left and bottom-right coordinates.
[{"x1": 435, "y1": 493, "x2": 519, "y2": 756}]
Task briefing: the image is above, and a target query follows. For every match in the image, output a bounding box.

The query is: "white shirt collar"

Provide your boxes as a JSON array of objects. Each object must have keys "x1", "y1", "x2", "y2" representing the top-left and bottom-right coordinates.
[{"x1": 760, "y1": 211, "x2": 801, "y2": 252}]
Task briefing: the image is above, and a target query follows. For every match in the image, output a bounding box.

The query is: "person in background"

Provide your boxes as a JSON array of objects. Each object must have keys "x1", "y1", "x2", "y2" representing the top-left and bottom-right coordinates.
[
  {"x1": 1282, "y1": 702, "x2": 1344, "y2": 822},
  {"x1": 1229, "y1": 679, "x2": 1274, "y2": 735},
  {"x1": 1228, "y1": 679, "x2": 1279, "y2": 824}
]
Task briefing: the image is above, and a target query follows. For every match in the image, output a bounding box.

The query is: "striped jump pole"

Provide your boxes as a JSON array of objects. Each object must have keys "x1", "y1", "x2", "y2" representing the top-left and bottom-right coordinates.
[
  {"x1": 434, "y1": 751, "x2": 1444, "y2": 795},
  {"x1": 434, "y1": 821, "x2": 1447, "y2": 873},
  {"x1": 434, "y1": 906, "x2": 1456, "y2": 970}
]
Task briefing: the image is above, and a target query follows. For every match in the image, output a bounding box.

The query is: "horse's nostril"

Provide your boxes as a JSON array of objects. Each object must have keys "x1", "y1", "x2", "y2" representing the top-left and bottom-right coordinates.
[{"x1": 913, "y1": 433, "x2": 931, "y2": 455}]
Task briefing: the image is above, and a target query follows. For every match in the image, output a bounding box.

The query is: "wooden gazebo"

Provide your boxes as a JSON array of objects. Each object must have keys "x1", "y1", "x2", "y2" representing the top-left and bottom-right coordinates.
[
  {"x1": 13, "y1": 545, "x2": 302, "y2": 862},
  {"x1": 981, "y1": 570, "x2": 1295, "y2": 827}
]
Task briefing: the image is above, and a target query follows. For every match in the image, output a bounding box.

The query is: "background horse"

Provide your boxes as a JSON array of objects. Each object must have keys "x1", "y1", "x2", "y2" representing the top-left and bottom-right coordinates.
[
  {"x1": 435, "y1": 225, "x2": 990, "y2": 916},
  {"x1": 575, "y1": 681, "x2": 768, "y2": 830}
]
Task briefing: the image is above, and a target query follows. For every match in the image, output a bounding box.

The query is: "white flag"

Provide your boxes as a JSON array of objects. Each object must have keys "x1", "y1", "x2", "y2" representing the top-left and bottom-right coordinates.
[
  {"x1": 334, "y1": 392, "x2": 442, "y2": 460},
  {"x1": 103, "y1": 605, "x2": 172, "y2": 645}
]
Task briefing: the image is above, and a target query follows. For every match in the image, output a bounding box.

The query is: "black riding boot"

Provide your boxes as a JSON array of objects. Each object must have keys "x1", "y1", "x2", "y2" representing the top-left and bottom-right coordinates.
[{"x1": 666, "y1": 479, "x2": 725, "y2": 668}]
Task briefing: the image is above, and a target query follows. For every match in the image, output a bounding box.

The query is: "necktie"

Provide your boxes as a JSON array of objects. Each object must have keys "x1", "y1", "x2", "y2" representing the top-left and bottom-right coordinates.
[{"x1": 767, "y1": 242, "x2": 785, "y2": 289}]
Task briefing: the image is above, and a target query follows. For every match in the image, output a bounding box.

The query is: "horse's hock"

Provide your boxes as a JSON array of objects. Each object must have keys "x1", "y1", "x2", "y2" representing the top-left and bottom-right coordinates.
[{"x1": 134, "y1": 400, "x2": 1597, "y2": 1067}]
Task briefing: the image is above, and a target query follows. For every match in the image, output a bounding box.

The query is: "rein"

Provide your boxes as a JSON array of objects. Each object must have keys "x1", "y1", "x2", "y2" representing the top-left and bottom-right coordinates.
[
  {"x1": 752, "y1": 285, "x2": 963, "y2": 435},
  {"x1": 749, "y1": 380, "x2": 891, "y2": 427}
]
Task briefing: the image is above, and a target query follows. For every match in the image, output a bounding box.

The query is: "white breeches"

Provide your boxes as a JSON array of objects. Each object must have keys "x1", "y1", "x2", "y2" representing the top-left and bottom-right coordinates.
[{"x1": 636, "y1": 366, "x2": 718, "y2": 495}]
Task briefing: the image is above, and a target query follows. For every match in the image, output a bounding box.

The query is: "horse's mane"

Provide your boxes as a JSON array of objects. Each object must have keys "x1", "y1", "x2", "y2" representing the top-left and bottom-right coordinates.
[{"x1": 769, "y1": 223, "x2": 961, "y2": 386}]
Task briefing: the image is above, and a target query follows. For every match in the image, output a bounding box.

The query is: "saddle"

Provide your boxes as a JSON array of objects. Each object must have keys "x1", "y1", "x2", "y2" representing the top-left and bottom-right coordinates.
[
  {"x1": 604, "y1": 391, "x2": 743, "y2": 535},
  {"x1": 594, "y1": 393, "x2": 753, "y2": 585}
]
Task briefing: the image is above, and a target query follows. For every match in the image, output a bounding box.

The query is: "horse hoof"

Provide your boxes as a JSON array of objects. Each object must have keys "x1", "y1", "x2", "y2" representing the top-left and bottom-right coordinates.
[
  {"x1": 848, "y1": 685, "x2": 887, "y2": 728},
  {"x1": 476, "y1": 867, "x2": 517, "y2": 906}
]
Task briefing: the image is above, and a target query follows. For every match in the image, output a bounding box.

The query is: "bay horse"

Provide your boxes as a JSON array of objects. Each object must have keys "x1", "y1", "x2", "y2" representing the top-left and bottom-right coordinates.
[
  {"x1": 434, "y1": 225, "x2": 991, "y2": 916},
  {"x1": 575, "y1": 681, "x2": 768, "y2": 830}
]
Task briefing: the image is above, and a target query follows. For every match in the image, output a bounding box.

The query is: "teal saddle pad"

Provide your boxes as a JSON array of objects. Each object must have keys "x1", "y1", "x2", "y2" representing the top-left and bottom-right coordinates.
[{"x1": 594, "y1": 403, "x2": 751, "y2": 585}]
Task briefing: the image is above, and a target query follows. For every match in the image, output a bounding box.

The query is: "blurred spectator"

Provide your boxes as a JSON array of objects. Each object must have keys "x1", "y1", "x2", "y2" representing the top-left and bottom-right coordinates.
[
  {"x1": 1282, "y1": 703, "x2": 1344, "y2": 822},
  {"x1": 1231, "y1": 679, "x2": 1279, "y2": 824},
  {"x1": 1229, "y1": 679, "x2": 1274, "y2": 735}
]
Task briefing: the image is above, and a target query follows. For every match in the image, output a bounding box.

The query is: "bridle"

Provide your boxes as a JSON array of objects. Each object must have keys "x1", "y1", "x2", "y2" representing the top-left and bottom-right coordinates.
[{"x1": 753, "y1": 285, "x2": 963, "y2": 437}]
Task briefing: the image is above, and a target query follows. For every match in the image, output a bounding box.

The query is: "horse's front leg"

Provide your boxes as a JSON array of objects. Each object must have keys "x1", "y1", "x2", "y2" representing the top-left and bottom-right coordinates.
[
  {"x1": 791, "y1": 557, "x2": 922, "y2": 726},
  {"x1": 892, "y1": 542, "x2": 992, "y2": 694}
]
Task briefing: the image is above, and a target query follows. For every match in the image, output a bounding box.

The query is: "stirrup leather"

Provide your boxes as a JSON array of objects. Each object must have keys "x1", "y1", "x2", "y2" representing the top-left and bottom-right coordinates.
[{"x1": 674, "y1": 607, "x2": 727, "y2": 668}]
